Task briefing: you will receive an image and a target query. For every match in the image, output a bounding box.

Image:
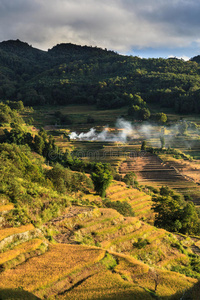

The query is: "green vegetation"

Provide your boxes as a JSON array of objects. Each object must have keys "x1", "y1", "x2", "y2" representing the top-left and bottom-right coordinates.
[
  {"x1": 152, "y1": 187, "x2": 200, "y2": 235},
  {"x1": 153, "y1": 112, "x2": 167, "y2": 123},
  {"x1": 101, "y1": 252, "x2": 118, "y2": 270},
  {"x1": 123, "y1": 172, "x2": 138, "y2": 187},
  {"x1": 103, "y1": 199, "x2": 135, "y2": 217},
  {"x1": 0, "y1": 103, "x2": 114, "y2": 225},
  {"x1": 91, "y1": 163, "x2": 113, "y2": 197}
]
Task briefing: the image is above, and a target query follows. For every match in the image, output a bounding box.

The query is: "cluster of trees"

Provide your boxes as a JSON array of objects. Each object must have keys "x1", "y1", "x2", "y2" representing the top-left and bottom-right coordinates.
[
  {"x1": 46, "y1": 163, "x2": 94, "y2": 194},
  {"x1": 0, "y1": 102, "x2": 23, "y2": 125},
  {"x1": 3, "y1": 124, "x2": 58, "y2": 159},
  {"x1": 152, "y1": 186, "x2": 200, "y2": 235},
  {"x1": 127, "y1": 94, "x2": 169, "y2": 123},
  {"x1": 128, "y1": 94, "x2": 151, "y2": 120},
  {"x1": 1, "y1": 40, "x2": 200, "y2": 113},
  {"x1": 0, "y1": 102, "x2": 113, "y2": 198}
]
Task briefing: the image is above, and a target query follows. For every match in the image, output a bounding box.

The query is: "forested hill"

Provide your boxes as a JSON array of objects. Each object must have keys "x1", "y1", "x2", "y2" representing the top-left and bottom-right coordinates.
[{"x1": 1, "y1": 39, "x2": 200, "y2": 113}]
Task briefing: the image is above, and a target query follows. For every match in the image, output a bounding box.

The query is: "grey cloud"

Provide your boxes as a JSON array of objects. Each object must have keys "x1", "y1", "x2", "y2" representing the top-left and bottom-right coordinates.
[
  {"x1": 138, "y1": 0, "x2": 200, "y2": 35},
  {"x1": 0, "y1": 0, "x2": 200, "y2": 53}
]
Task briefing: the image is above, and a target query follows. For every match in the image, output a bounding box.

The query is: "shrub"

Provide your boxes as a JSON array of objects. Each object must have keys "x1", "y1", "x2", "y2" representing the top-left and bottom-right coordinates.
[
  {"x1": 103, "y1": 199, "x2": 135, "y2": 217},
  {"x1": 123, "y1": 172, "x2": 137, "y2": 187},
  {"x1": 133, "y1": 238, "x2": 150, "y2": 249},
  {"x1": 101, "y1": 253, "x2": 117, "y2": 270}
]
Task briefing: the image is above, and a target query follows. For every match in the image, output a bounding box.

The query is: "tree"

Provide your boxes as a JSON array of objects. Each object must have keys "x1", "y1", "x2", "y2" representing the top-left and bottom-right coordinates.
[
  {"x1": 131, "y1": 94, "x2": 146, "y2": 107},
  {"x1": 152, "y1": 187, "x2": 200, "y2": 234},
  {"x1": 38, "y1": 128, "x2": 48, "y2": 141},
  {"x1": 123, "y1": 172, "x2": 138, "y2": 187},
  {"x1": 128, "y1": 105, "x2": 140, "y2": 118},
  {"x1": 6, "y1": 100, "x2": 24, "y2": 111},
  {"x1": 154, "y1": 112, "x2": 167, "y2": 123},
  {"x1": 140, "y1": 108, "x2": 151, "y2": 120},
  {"x1": 180, "y1": 202, "x2": 200, "y2": 234},
  {"x1": 46, "y1": 163, "x2": 73, "y2": 193},
  {"x1": 34, "y1": 135, "x2": 45, "y2": 155},
  {"x1": 91, "y1": 166, "x2": 112, "y2": 197},
  {"x1": 4, "y1": 123, "x2": 25, "y2": 145},
  {"x1": 152, "y1": 194, "x2": 182, "y2": 232},
  {"x1": 148, "y1": 268, "x2": 161, "y2": 293}
]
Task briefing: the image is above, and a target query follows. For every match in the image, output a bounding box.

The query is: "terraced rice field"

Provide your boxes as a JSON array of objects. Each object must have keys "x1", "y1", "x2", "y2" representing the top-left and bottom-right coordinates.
[
  {"x1": 0, "y1": 239, "x2": 43, "y2": 265},
  {"x1": 69, "y1": 138, "x2": 200, "y2": 206},
  {"x1": 119, "y1": 152, "x2": 200, "y2": 207},
  {"x1": 106, "y1": 181, "x2": 153, "y2": 220},
  {"x1": 45, "y1": 204, "x2": 200, "y2": 273},
  {"x1": 0, "y1": 198, "x2": 198, "y2": 299},
  {"x1": 0, "y1": 243, "x2": 197, "y2": 300},
  {"x1": 0, "y1": 203, "x2": 48, "y2": 273}
]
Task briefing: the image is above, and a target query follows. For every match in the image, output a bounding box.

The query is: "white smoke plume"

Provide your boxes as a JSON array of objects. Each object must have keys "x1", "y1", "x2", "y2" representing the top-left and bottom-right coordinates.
[
  {"x1": 69, "y1": 118, "x2": 199, "y2": 151},
  {"x1": 69, "y1": 118, "x2": 135, "y2": 142}
]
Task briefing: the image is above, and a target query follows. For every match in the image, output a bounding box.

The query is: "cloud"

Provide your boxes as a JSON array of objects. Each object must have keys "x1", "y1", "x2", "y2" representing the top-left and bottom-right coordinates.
[
  {"x1": 0, "y1": 0, "x2": 200, "y2": 56},
  {"x1": 168, "y1": 55, "x2": 190, "y2": 61}
]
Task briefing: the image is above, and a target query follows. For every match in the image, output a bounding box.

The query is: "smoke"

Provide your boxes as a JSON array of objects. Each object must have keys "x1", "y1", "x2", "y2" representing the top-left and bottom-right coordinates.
[
  {"x1": 69, "y1": 119, "x2": 133, "y2": 142},
  {"x1": 69, "y1": 118, "x2": 156, "y2": 143},
  {"x1": 69, "y1": 118, "x2": 199, "y2": 150}
]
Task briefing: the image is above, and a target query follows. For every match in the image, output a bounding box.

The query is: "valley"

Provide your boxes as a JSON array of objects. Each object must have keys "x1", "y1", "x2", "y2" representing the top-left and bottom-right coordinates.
[{"x1": 0, "y1": 41, "x2": 200, "y2": 299}]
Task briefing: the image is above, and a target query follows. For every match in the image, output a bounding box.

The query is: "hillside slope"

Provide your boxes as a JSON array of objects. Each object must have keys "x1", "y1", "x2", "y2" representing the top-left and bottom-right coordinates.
[{"x1": 1, "y1": 39, "x2": 200, "y2": 113}]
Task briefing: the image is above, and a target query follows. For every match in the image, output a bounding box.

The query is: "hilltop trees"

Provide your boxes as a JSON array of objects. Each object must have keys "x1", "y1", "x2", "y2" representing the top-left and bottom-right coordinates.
[{"x1": 2, "y1": 40, "x2": 200, "y2": 113}]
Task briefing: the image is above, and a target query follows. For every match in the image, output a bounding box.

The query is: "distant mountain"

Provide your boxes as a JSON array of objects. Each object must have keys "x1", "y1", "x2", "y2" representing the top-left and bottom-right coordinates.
[{"x1": 0, "y1": 39, "x2": 200, "y2": 113}]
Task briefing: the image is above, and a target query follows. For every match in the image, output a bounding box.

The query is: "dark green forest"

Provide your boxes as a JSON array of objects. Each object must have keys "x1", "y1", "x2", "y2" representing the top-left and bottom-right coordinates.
[{"x1": 1, "y1": 39, "x2": 200, "y2": 113}]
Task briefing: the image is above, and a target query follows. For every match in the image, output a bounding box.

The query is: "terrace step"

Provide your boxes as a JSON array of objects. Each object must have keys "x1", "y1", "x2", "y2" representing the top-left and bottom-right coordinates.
[
  {"x1": 0, "y1": 238, "x2": 48, "y2": 272},
  {"x1": 0, "y1": 224, "x2": 43, "y2": 251}
]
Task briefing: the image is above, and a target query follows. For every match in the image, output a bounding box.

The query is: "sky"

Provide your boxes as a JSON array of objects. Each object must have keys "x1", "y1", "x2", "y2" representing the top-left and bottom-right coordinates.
[{"x1": 0, "y1": 0, "x2": 200, "y2": 60}]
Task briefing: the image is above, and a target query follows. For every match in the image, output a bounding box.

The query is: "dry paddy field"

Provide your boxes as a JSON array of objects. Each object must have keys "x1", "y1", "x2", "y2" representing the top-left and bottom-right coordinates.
[
  {"x1": 0, "y1": 243, "x2": 198, "y2": 300},
  {"x1": 0, "y1": 193, "x2": 199, "y2": 299},
  {"x1": 46, "y1": 203, "x2": 199, "y2": 275}
]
